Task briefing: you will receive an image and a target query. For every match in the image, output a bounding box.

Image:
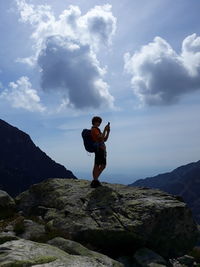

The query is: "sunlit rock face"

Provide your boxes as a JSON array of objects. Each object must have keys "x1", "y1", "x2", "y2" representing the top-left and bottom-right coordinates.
[
  {"x1": 0, "y1": 239, "x2": 123, "y2": 267},
  {"x1": 16, "y1": 178, "x2": 198, "y2": 258}
]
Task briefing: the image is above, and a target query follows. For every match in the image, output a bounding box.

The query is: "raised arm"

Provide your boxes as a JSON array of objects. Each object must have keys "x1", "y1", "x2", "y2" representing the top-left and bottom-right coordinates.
[{"x1": 102, "y1": 123, "x2": 110, "y2": 142}]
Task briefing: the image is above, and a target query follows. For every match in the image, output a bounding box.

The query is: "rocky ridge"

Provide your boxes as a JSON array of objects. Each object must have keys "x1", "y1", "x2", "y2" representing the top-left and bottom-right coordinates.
[
  {"x1": 130, "y1": 160, "x2": 200, "y2": 223},
  {"x1": 0, "y1": 119, "x2": 76, "y2": 197},
  {"x1": 0, "y1": 178, "x2": 199, "y2": 266}
]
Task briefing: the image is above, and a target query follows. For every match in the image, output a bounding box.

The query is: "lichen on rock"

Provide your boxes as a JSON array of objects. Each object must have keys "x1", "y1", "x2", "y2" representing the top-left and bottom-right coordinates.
[
  {"x1": 0, "y1": 239, "x2": 122, "y2": 266},
  {"x1": 16, "y1": 178, "x2": 198, "y2": 258}
]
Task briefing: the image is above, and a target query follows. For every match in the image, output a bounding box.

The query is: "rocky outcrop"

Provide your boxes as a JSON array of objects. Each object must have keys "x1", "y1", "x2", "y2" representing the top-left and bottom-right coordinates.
[
  {"x1": 16, "y1": 178, "x2": 198, "y2": 258},
  {"x1": 48, "y1": 237, "x2": 123, "y2": 266},
  {"x1": 134, "y1": 248, "x2": 167, "y2": 266},
  {"x1": 17, "y1": 219, "x2": 46, "y2": 240},
  {"x1": 0, "y1": 239, "x2": 122, "y2": 266},
  {"x1": 0, "y1": 190, "x2": 16, "y2": 219},
  {"x1": 0, "y1": 118, "x2": 76, "y2": 197}
]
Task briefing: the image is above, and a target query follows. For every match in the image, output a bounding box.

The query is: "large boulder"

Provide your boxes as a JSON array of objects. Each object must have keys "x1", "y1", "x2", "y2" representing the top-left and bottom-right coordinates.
[
  {"x1": 16, "y1": 178, "x2": 198, "y2": 258},
  {"x1": 0, "y1": 239, "x2": 122, "y2": 266},
  {"x1": 134, "y1": 248, "x2": 167, "y2": 266},
  {"x1": 0, "y1": 190, "x2": 15, "y2": 219},
  {"x1": 17, "y1": 219, "x2": 46, "y2": 240},
  {"x1": 48, "y1": 237, "x2": 123, "y2": 266}
]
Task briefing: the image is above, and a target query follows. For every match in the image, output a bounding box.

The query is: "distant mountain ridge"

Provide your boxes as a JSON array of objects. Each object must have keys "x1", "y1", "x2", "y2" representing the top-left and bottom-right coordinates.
[
  {"x1": 0, "y1": 119, "x2": 76, "y2": 196},
  {"x1": 130, "y1": 160, "x2": 200, "y2": 223}
]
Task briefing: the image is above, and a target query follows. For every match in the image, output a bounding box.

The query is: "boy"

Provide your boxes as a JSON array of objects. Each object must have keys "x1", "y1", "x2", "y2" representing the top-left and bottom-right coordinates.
[{"x1": 90, "y1": 116, "x2": 110, "y2": 188}]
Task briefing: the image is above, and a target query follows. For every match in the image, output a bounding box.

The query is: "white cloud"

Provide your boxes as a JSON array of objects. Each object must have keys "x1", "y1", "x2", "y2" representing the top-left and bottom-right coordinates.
[
  {"x1": 182, "y1": 34, "x2": 200, "y2": 77},
  {"x1": 38, "y1": 35, "x2": 114, "y2": 109},
  {"x1": 15, "y1": 0, "x2": 116, "y2": 109},
  {"x1": 78, "y1": 4, "x2": 116, "y2": 49},
  {"x1": 124, "y1": 34, "x2": 200, "y2": 105},
  {"x1": 0, "y1": 76, "x2": 46, "y2": 112}
]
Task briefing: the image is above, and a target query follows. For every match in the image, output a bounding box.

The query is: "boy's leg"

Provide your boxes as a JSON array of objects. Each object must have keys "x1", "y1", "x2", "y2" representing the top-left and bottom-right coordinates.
[
  {"x1": 93, "y1": 164, "x2": 100, "y2": 180},
  {"x1": 93, "y1": 164, "x2": 106, "y2": 180}
]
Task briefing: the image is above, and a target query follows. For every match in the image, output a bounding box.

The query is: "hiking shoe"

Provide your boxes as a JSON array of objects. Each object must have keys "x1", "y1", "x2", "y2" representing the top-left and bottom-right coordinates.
[
  {"x1": 95, "y1": 180, "x2": 102, "y2": 187},
  {"x1": 90, "y1": 180, "x2": 102, "y2": 188}
]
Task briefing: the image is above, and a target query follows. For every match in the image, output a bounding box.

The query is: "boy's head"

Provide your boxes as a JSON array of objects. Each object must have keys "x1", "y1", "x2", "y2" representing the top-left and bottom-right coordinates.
[{"x1": 92, "y1": 116, "x2": 102, "y2": 126}]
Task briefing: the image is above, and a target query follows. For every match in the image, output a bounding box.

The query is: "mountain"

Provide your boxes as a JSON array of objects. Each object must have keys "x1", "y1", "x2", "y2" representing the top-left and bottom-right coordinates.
[
  {"x1": 130, "y1": 160, "x2": 200, "y2": 223},
  {"x1": 0, "y1": 119, "x2": 76, "y2": 196}
]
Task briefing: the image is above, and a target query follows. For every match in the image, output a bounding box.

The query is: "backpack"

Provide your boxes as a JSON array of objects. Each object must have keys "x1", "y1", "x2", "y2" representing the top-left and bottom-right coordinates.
[{"x1": 81, "y1": 129, "x2": 96, "y2": 153}]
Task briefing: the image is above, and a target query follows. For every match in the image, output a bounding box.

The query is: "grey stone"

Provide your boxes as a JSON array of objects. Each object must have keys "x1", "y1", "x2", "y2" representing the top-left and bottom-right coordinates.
[
  {"x1": 134, "y1": 248, "x2": 167, "y2": 266},
  {"x1": 0, "y1": 190, "x2": 15, "y2": 218},
  {"x1": 0, "y1": 239, "x2": 123, "y2": 266},
  {"x1": 0, "y1": 231, "x2": 19, "y2": 244},
  {"x1": 16, "y1": 178, "x2": 198, "y2": 258},
  {"x1": 18, "y1": 219, "x2": 46, "y2": 240},
  {"x1": 48, "y1": 237, "x2": 123, "y2": 266},
  {"x1": 4, "y1": 224, "x2": 14, "y2": 232},
  {"x1": 176, "y1": 255, "x2": 195, "y2": 265}
]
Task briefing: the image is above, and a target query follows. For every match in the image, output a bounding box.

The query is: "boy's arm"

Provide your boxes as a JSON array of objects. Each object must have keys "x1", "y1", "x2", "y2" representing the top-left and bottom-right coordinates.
[
  {"x1": 92, "y1": 124, "x2": 110, "y2": 142},
  {"x1": 103, "y1": 124, "x2": 110, "y2": 142}
]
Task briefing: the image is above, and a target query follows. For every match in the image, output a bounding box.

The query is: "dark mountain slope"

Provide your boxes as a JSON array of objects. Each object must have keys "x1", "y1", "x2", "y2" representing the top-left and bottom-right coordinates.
[
  {"x1": 0, "y1": 119, "x2": 76, "y2": 196},
  {"x1": 130, "y1": 160, "x2": 200, "y2": 223}
]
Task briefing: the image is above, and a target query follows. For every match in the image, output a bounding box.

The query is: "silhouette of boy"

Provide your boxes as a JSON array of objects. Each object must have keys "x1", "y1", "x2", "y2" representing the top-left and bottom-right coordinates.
[{"x1": 90, "y1": 116, "x2": 110, "y2": 188}]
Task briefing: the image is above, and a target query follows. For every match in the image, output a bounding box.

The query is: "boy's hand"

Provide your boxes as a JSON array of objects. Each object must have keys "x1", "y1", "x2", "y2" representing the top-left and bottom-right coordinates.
[{"x1": 105, "y1": 123, "x2": 110, "y2": 132}]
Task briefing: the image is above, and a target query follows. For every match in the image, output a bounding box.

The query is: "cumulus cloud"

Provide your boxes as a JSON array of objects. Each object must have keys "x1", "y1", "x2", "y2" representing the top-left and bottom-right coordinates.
[
  {"x1": 0, "y1": 76, "x2": 46, "y2": 112},
  {"x1": 38, "y1": 35, "x2": 114, "y2": 109},
  {"x1": 124, "y1": 34, "x2": 200, "y2": 105},
  {"x1": 15, "y1": 0, "x2": 116, "y2": 109}
]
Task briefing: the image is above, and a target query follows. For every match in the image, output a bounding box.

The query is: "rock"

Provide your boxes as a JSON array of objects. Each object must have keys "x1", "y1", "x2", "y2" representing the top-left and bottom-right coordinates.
[
  {"x1": 130, "y1": 160, "x2": 200, "y2": 224},
  {"x1": 16, "y1": 178, "x2": 198, "y2": 258},
  {"x1": 176, "y1": 255, "x2": 195, "y2": 266},
  {"x1": 47, "y1": 237, "x2": 123, "y2": 267},
  {"x1": 117, "y1": 256, "x2": 136, "y2": 267},
  {"x1": 0, "y1": 231, "x2": 19, "y2": 244},
  {"x1": 189, "y1": 246, "x2": 200, "y2": 263},
  {"x1": 17, "y1": 219, "x2": 46, "y2": 240},
  {"x1": 0, "y1": 190, "x2": 15, "y2": 218},
  {"x1": 4, "y1": 224, "x2": 14, "y2": 232},
  {"x1": 134, "y1": 248, "x2": 167, "y2": 266},
  {"x1": 0, "y1": 239, "x2": 122, "y2": 266},
  {"x1": 169, "y1": 256, "x2": 196, "y2": 267}
]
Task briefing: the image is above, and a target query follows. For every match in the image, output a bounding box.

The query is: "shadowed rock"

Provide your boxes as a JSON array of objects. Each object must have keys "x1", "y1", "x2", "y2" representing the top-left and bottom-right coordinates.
[
  {"x1": 0, "y1": 119, "x2": 76, "y2": 197},
  {"x1": 134, "y1": 248, "x2": 167, "y2": 266},
  {"x1": 130, "y1": 160, "x2": 200, "y2": 223},
  {"x1": 0, "y1": 190, "x2": 16, "y2": 219},
  {"x1": 47, "y1": 237, "x2": 123, "y2": 266},
  {"x1": 16, "y1": 178, "x2": 198, "y2": 258}
]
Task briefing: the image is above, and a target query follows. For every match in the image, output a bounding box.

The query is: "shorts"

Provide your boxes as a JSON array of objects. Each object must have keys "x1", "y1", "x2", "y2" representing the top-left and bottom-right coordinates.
[{"x1": 94, "y1": 148, "x2": 107, "y2": 166}]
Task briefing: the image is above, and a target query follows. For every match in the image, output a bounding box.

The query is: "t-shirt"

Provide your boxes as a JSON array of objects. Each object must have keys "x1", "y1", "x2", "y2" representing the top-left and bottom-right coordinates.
[
  {"x1": 91, "y1": 127, "x2": 101, "y2": 142},
  {"x1": 91, "y1": 127, "x2": 106, "y2": 150}
]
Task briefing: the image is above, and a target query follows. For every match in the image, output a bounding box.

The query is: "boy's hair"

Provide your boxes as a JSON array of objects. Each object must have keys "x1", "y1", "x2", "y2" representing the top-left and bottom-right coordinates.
[{"x1": 92, "y1": 116, "x2": 102, "y2": 125}]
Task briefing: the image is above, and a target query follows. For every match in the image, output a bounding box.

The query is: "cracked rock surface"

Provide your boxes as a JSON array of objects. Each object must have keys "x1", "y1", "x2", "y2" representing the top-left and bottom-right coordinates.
[
  {"x1": 0, "y1": 239, "x2": 122, "y2": 266},
  {"x1": 16, "y1": 178, "x2": 198, "y2": 258}
]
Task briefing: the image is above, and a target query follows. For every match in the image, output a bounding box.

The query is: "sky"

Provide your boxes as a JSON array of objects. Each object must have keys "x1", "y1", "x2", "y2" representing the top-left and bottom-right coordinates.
[{"x1": 1, "y1": 0, "x2": 200, "y2": 184}]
